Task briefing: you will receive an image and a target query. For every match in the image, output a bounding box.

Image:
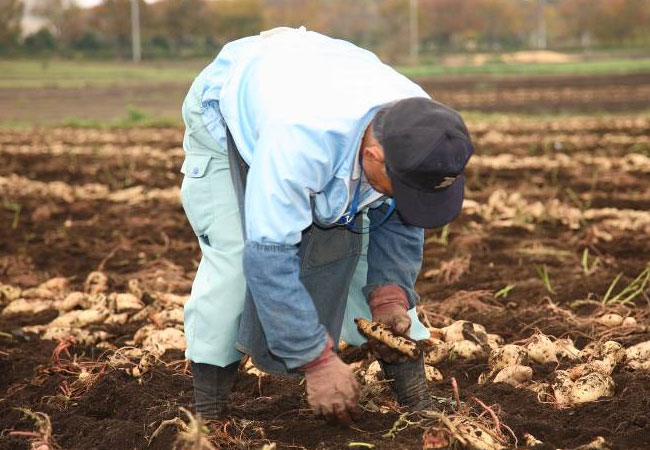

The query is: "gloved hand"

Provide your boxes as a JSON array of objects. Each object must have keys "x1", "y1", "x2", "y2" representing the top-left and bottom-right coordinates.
[
  {"x1": 368, "y1": 284, "x2": 411, "y2": 363},
  {"x1": 301, "y1": 336, "x2": 360, "y2": 425}
]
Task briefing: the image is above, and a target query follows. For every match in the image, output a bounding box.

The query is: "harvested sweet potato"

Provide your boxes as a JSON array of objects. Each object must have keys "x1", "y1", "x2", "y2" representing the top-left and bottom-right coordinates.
[
  {"x1": 84, "y1": 271, "x2": 109, "y2": 295},
  {"x1": 361, "y1": 360, "x2": 382, "y2": 385},
  {"x1": 456, "y1": 420, "x2": 507, "y2": 450},
  {"x1": 58, "y1": 292, "x2": 89, "y2": 311},
  {"x1": 49, "y1": 309, "x2": 108, "y2": 328},
  {"x1": 21, "y1": 287, "x2": 55, "y2": 299},
  {"x1": 627, "y1": 360, "x2": 650, "y2": 371},
  {"x1": 152, "y1": 308, "x2": 184, "y2": 327},
  {"x1": 568, "y1": 360, "x2": 614, "y2": 381},
  {"x1": 2, "y1": 298, "x2": 54, "y2": 316},
  {"x1": 600, "y1": 341, "x2": 626, "y2": 365},
  {"x1": 109, "y1": 292, "x2": 145, "y2": 313},
  {"x1": 0, "y1": 284, "x2": 21, "y2": 302},
  {"x1": 555, "y1": 338, "x2": 581, "y2": 361},
  {"x1": 355, "y1": 317, "x2": 421, "y2": 360},
  {"x1": 625, "y1": 340, "x2": 650, "y2": 370},
  {"x1": 441, "y1": 320, "x2": 488, "y2": 344},
  {"x1": 595, "y1": 313, "x2": 624, "y2": 327},
  {"x1": 570, "y1": 372, "x2": 615, "y2": 404},
  {"x1": 104, "y1": 313, "x2": 130, "y2": 326},
  {"x1": 553, "y1": 369, "x2": 615, "y2": 406},
  {"x1": 523, "y1": 434, "x2": 544, "y2": 446},
  {"x1": 41, "y1": 327, "x2": 109, "y2": 346},
  {"x1": 552, "y1": 370, "x2": 574, "y2": 405},
  {"x1": 39, "y1": 277, "x2": 70, "y2": 293},
  {"x1": 487, "y1": 333, "x2": 504, "y2": 349},
  {"x1": 574, "y1": 437, "x2": 611, "y2": 450},
  {"x1": 579, "y1": 340, "x2": 623, "y2": 361},
  {"x1": 137, "y1": 326, "x2": 186, "y2": 357},
  {"x1": 425, "y1": 365, "x2": 443, "y2": 382},
  {"x1": 127, "y1": 279, "x2": 144, "y2": 299},
  {"x1": 625, "y1": 340, "x2": 650, "y2": 361},
  {"x1": 622, "y1": 316, "x2": 637, "y2": 327},
  {"x1": 423, "y1": 338, "x2": 450, "y2": 365},
  {"x1": 526, "y1": 333, "x2": 558, "y2": 364},
  {"x1": 493, "y1": 365, "x2": 533, "y2": 387},
  {"x1": 488, "y1": 344, "x2": 528, "y2": 373},
  {"x1": 450, "y1": 340, "x2": 486, "y2": 360}
]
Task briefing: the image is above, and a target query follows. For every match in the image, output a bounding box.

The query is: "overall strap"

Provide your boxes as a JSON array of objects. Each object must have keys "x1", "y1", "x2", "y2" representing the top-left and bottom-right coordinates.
[
  {"x1": 336, "y1": 155, "x2": 396, "y2": 233},
  {"x1": 226, "y1": 127, "x2": 249, "y2": 236}
]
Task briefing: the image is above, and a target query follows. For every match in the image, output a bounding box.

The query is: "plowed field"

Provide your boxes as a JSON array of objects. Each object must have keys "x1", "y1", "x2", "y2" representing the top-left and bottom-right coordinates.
[
  {"x1": 1, "y1": 114, "x2": 649, "y2": 450},
  {"x1": 3, "y1": 72, "x2": 649, "y2": 124}
]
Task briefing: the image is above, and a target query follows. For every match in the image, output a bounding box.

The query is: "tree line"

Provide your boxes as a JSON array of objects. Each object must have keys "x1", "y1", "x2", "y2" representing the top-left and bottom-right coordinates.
[{"x1": 1, "y1": 0, "x2": 649, "y2": 62}]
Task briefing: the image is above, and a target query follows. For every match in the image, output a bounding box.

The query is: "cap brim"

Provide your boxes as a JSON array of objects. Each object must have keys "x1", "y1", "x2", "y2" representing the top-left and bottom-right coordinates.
[{"x1": 390, "y1": 174, "x2": 465, "y2": 228}]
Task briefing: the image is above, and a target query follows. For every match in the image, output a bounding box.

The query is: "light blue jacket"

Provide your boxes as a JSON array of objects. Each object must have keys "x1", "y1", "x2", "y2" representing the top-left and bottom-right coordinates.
[{"x1": 196, "y1": 28, "x2": 430, "y2": 368}]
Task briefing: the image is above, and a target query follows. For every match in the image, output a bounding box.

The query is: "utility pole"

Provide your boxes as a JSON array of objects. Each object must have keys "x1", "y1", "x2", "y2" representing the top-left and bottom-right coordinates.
[
  {"x1": 537, "y1": 0, "x2": 547, "y2": 49},
  {"x1": 130, "y1": 0, "x2": 141, "y2": 63},
  {"x1": 409, "y1": 0, "x2": 419, "y2": 65}
]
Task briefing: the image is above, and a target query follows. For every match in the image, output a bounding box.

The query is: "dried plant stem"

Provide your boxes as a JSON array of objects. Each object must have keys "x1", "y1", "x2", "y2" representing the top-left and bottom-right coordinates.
[
  {"x1": 472, "y1": 397, "x2": 500, "y2": 432},
  {"x1": 148, "y1": 417, "x2": 187, "y2": 446},
  {"x1": 429, "y1": 412, "x2": 468, "y2": 446},
  {"x1": 451, "y1": 377, "x2": 461, "y2": 411}
]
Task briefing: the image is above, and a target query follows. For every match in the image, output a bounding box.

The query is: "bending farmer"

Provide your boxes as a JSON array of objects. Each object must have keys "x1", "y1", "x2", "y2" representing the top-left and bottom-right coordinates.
[{"x1": 179, "y1": 27, "x2": 474, "y2": 425}]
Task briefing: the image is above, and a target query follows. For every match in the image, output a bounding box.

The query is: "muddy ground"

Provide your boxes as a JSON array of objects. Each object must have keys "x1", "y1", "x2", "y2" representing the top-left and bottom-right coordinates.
[{"x1": 0, "y1": 107, "x2": 649, "y2": 449}]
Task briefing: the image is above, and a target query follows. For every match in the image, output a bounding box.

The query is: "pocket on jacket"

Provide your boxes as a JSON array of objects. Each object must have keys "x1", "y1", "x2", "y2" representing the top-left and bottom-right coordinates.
[{"x1": 180, "y1": 154, "x2": 214, "y2": 236}]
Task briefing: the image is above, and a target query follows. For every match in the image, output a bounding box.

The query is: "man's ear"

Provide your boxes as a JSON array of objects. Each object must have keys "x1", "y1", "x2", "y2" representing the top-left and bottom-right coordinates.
[{"x1": 363, "y1": 144, "x2": 385, "y2": 163}]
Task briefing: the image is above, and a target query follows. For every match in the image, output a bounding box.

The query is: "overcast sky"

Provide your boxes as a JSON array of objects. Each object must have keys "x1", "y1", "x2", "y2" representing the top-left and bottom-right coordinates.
[
  {"x1": 22, "y1": 0, "x2": 213, "y2": 34},
  {"x1": 22, "y1": 0, "x2": 161, "y2": 33}
]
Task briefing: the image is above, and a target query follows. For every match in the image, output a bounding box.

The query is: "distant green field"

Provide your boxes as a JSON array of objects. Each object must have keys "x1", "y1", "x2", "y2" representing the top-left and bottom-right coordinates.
[
  {"x1": 1, "y1": 56, "x2": 650, "y2": 89},
  {"x1": 0, "y1": 59, "x2": 207, "y2": 88},
  {"x1": 398, "y1": 57, "x2": 650, "y2": 78}
]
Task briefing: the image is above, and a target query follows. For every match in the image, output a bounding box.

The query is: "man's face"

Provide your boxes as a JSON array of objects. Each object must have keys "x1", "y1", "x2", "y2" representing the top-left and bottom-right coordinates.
[
  {"x1": 363, "y1": 152, "x2": 393, "y2": 195},
  {"x1": 361, "y1": 130, "x2": 393, "y2": 195}
]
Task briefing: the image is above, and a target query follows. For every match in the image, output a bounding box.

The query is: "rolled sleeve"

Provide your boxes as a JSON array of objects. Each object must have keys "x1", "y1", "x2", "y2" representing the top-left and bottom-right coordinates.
[{"x1": 243, "y1": 241, "x2": 329, "y2": 369}]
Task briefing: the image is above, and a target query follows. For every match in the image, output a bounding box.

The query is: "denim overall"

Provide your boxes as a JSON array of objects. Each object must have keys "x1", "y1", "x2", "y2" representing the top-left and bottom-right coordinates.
[{"x1": 226, "y1": 129, "x2": 364, "y2": 374}]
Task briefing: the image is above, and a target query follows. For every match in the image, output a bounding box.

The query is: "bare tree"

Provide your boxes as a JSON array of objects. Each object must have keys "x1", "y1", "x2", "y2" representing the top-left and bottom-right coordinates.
[
  {"x1": 0, "y1": 0, "x2": 24, "y2": 48},
  {"x1": 29, "y1": 0, "x2": 84, "y2": 45},
  {"x1": 156, "y1": 0, "x2": 208, "y2": 51}
]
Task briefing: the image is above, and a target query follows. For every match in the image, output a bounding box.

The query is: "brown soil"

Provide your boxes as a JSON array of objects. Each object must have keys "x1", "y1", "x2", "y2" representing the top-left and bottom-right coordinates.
[
  {"x1": 1, "y1": 113, "x2": 649, "y2": 449},
  {"x1": 1, "y1": 72, "x2": 649, "y2": 125},
  {"x1": 418, "y1": 72, "x2": 650, "y2": 113}
]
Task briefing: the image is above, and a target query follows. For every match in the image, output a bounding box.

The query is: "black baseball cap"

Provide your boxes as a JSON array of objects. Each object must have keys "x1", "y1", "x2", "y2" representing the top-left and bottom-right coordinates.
[{"x1": 374, "y1": 97, "x2": 474, "y2": 228}]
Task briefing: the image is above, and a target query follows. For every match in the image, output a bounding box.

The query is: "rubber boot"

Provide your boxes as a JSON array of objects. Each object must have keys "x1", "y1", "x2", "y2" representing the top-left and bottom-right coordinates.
[
  {"x1": 190, "y1": 361, "x2": 239, "y2": 420},
  {"x1": 379, "y1": 354, "x2": 437, "y2": 411}
]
